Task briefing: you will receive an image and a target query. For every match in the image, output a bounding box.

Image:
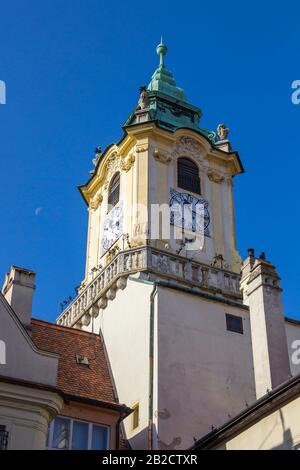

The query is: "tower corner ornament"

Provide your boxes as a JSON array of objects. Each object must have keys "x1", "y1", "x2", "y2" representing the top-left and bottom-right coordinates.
[
  {"x1": 207, "y1": 169, "x2": 225, "y2": 184},
  {"x1": 153, "y1": 148, "x2": 171, "y2": 164},
  {"x1": 217, "y1": 123, "x2": 230, "y2": 141},
  {"x1": 92, "y1": 146, "x2": 102, "y2": 166},
  {"x1": 137, "y1": 86, "x2": 149, "y2": 110}
]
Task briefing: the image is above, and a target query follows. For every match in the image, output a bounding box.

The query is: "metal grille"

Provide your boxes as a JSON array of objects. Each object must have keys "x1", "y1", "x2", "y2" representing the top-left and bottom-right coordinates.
[
  {"x1": 108, "y1": 172, "x2": 120, "y2": 208},
  {"x1": 0, "y1": 427, "x2": 8, "y2": 450},
  {"x1": 177, "y1": 158, "x2": 201, "y2": 194}
]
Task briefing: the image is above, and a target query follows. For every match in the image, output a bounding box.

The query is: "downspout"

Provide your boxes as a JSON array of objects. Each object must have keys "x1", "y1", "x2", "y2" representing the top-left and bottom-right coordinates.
[
  {"x1": 116, "y1": 415, "x2": 122, "y2": 449},
  {"x1": 116, "y1": 409, "x2": 133, "y2": 450},
  {"x1": 148, "y1": 283, "x2": 158, "y2": 450}
]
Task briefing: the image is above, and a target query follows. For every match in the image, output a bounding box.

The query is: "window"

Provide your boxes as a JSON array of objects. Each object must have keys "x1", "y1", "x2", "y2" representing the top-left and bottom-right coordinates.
[
  {"x1": 177, "y1": 157, "x2": 201, "y2": 194},
  {"x1": 132, "y1": 403, "x2": 139, "y2": 430},
  {"x1": 52, "y1": 417, "x2": 70, "y2": 449},
  {"x1": 0, "y1": 340, "x2": 6, "y2": 365},
  {"x1": 72, "y1": 420, "x2": 88, "y2": 450},
  {"x1": 108, "y1": 172, "x2": 120, "y2": 209},
  {"x1": 226, "y1": 313, "x2": 243, "y2": 334},
  {"x1": 92, "y1": 425, "x2": 110, "y2": 450},
  {"x1": 0, "y1": 425, "x2": 8, "y2": 450},
  {"x1": 47, "y1": 417, "x2": 109, "y2": 450}
]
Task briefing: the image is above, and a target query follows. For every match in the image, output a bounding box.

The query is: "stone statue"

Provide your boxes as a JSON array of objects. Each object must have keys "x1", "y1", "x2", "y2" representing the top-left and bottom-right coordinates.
[
  {"x1": 138, "y1": 86, "x2": 149, "y2": 110},
  {"x1": 93, "y1": 146, "x2": 102, "y2": 166},
  {"x1": 217, "y1": 124, "x2": 230, "y2": 141}
]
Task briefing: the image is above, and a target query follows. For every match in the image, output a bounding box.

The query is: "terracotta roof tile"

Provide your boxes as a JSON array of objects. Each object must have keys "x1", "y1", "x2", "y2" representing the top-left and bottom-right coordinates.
[{"x1": 31, "y1": 318, "x2": 117, "y2": 405}]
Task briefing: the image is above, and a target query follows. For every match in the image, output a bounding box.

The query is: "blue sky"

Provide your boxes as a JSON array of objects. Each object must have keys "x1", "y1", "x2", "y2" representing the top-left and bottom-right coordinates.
[{"x1": 0, "y1": 1, "x2": 299, "y2": 322}]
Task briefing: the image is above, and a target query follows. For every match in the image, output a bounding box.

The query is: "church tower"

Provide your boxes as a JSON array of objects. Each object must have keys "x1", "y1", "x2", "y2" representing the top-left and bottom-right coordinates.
[
  {"x1": 78, "y1": 40, "x2": 243, "y2": 284},
  {"x1": 57, "y1": 42, "x2": 262, "y2": 449}
]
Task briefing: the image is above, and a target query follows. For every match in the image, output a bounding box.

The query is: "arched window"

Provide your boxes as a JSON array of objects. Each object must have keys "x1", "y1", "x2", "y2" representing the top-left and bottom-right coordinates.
[
  {"x1": 108, "y1": 172, "x2": 120, "y2": 209},
  {"x1": 177, "y1": 157, "x2": 201, "y2": 194}
]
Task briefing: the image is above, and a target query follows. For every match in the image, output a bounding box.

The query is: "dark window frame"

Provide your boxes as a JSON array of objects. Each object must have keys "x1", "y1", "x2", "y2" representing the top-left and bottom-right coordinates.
[
  {"x1": 108, "y1": 172, "x2": 120, "y2": 210},
  {"x1": 225, "y1": 313, "x2": 243, "y2": 334},
  {"x1": 177, "y1": 157, "x2": 201, "y2": 195},
  {"x1": 132, "y1": 403, "x2": 140, "y2": 430},
  {"x1": 0, "y1": 425, "x2": 9, "y2": 450}
]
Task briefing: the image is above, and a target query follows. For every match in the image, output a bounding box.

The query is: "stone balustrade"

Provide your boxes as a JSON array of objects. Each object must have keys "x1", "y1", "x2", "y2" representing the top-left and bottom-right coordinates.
[{"x1": 56, "y1": 246, "x2": 242, "y2": 328}]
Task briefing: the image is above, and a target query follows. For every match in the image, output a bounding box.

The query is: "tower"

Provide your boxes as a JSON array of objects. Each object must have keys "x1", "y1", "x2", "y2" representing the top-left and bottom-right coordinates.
[
  {"x1": 78, "y1": 39, "x2": 243, "y2": 284},
  {"x1": 57, "y1": 41, "x2": 261, "y2": 449}
]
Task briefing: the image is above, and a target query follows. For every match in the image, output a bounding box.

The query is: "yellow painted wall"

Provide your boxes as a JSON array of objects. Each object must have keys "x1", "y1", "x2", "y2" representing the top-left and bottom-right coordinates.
[{"x1": 80, "y1": 125, "x2": 243, "y2": 284}]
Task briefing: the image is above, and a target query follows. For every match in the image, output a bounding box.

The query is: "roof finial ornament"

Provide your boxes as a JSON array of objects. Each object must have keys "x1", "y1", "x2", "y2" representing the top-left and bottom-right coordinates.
[
  {"x1": 138, "y1": 85, "x2": 149, "y2": 110},
  {"x1": 217, "y1": 123, "x2": 230, "y2": 141},
  {"x1": 156, "y1": 37, "x2": 168, "y2": 68},
  {"x1": 92, "y1": 146, "x2": 102, "y2": 166}
]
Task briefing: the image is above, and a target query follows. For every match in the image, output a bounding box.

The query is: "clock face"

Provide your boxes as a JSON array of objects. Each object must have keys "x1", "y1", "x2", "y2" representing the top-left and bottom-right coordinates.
[
  {"x1": 102, "y1": 203, "x2": 123, "y2": 253},
  {"x1": 170, "y1": 188, "x2": 210, "y2": 236}
]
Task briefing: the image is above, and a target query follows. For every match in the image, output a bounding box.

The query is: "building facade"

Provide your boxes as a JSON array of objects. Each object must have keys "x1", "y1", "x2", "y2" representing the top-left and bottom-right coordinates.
[
  {"x1": 0, "y1": 266, "x2": 131, "y2": 450},
  {"x1": 56, "y1": 41, "x2": 300, "y2": 450},
  {"x1": 191, "y1": 373, "x2": 300, "y2": 450},
  {"x1": 1, "y1": 41, "x2": 299, "y2": 451}
]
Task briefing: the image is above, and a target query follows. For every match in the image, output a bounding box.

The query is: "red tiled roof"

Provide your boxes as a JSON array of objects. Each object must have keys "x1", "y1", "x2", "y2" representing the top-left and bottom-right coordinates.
[{"x1": 31, "y1": 318, "x2": 117, "y2": 405}]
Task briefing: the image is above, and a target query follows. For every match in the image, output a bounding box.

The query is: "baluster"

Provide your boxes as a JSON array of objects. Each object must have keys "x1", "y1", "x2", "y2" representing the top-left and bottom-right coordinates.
[{"x1": 134, "y1": 251, "x2": 139, "y2": 269}]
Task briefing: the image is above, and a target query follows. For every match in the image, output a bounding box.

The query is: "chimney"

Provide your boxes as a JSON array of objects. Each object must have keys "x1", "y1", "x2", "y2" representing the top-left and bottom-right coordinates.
[
  {"x1": 2, "y1": 266, "x2": 36, "y2": 331},
  {"x1": 241, "y1": 252, "x2": 291, "y2": 398}
]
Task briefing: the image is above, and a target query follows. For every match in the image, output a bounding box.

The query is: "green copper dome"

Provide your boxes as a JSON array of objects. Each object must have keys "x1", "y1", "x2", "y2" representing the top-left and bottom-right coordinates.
[
  {"x1": 124, "y1": 40, "x2": 217, "y2": 143},
  {"x1": 147, "y1": 39, "x2": 186, "y2": 102}
]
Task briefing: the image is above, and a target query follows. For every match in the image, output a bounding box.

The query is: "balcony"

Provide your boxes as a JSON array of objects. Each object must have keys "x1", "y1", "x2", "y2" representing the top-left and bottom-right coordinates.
[{"x1": 57, "y1": 246, "x2": 242, "y2": 328}]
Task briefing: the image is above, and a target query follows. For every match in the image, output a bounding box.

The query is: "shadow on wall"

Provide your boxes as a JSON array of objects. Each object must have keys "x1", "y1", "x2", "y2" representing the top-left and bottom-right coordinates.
[
  {"x1": 271, "y1": 429, "x2": 293, "y2": 450},
  {"x1": 272, "y1": 410, "x2": 294, "y2": 450},
  {"x1": 271, "y1": 409, "x2": 294, "y2": 450},
  {"x1": 127, "y1": 423, "x2": 182, "y2": 450},
  {"x1": 127, "y1": 426, "x2": 149, "y2": 450}
]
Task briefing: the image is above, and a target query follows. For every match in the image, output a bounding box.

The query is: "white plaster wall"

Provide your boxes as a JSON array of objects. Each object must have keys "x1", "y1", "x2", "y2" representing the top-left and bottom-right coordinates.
[
  {"x1": 0, "y1": 294, "x2": 63, "y2": 449},
  {"x1": 0, "y1": 383, "x2": 63, "y2": 450},
  {"x1": 224, "y1": 395, "x2": 300, "y2": 450},
  {"x1": 247, "y1": 279, "x2": 291, "y2": 398},
  {"x1": 0, "y1": 295, "x2": 58, "y2": 386},
  {"x1": 156, "y1": 287, "x2": 256, "y2": 450},
  {"x1": 89, "y1": 276, "x2": 153, "y2": 449},
  {"x1": 247, "y1": 285, "x2": 273, "y2": 397},
  {"x1": 285, "y1": 320, "x2": 300, "y2": 376},
  {"x1": 4, "y1": 283, "x2": 34, "y2": 328}
]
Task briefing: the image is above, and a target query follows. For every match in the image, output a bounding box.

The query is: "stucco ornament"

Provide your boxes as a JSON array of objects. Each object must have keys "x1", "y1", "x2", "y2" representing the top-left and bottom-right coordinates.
[
  {"x1": 173, "y1": 136, "x2": 203, "y2": 163},
  {"x1": 102, "y1": 148, "x2": 136, "y2": 189},
  {"x1": 156, "y1": 255, "x2": 169, "y2": 273},
  {"x1": 90, "y1": 192, "x2": 103, "y2": 210},
  {"x1": 82, "y1": 313, "x2": 91, "y2": 327},
  {"x1": 97, "y1": 296, "x2": 107, "y2": 309},
  {"x1": 207, "y1": 169, "x2": 225, "y2": 184},
  {"x1": 154, "y1": 148, "x2": 171, "y2": 164},
  {"x1": 121, "y1": 152, "x2": 135, "y2": 172},
  {"x1": 103, "y1": 151, "x2": 121, "y2": 189},
  {"x1": 116, "y1": 276, "x2": 127, "y2": 290},
  {"x1": 135, "y1": 144, "x2": 148, "y2": 153},
  {"x1": 211, "y1": 253, "x2": 229, "y2": 270},
  {"x1": 217, "y1": 124, "x2": 230, "y2": 141}
]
